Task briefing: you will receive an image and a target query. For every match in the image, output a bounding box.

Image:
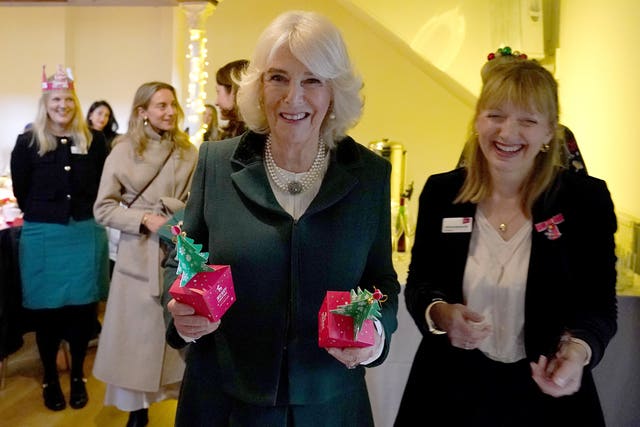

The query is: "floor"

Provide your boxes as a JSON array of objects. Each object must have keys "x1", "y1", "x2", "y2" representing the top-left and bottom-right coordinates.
[{"x1": 0, "y1": 333, "x2": 178, "y2": 427}]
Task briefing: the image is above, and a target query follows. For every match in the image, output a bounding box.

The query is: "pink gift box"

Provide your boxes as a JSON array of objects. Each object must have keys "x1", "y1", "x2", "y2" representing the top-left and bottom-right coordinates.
[
  {"x1": 169, "y1": 264, "x2": 235, "y2": 322},
  {"x1": 318, "y1": 291, "x2": 375, "y2": 348}
]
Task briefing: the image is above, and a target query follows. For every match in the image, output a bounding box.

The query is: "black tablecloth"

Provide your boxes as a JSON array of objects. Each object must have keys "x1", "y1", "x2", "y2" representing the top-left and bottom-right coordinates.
[{"x1": 0, "y1": 226, "x2": 27, "y2": 359}]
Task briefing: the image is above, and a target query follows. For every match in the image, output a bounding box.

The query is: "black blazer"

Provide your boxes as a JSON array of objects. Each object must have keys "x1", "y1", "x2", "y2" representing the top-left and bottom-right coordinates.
[
  {"x1": 10, "y1": 130, "x2": 107, "y2": 224},
  {"x1": 396, "y1": 168, "x2": 617, "y2": 426},
  {"x1": 406, "y1": 167, "x2": 617, "y2": 366}
]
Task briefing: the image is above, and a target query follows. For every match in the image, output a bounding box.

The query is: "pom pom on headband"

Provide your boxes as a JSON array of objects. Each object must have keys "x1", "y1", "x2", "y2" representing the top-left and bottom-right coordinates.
[
  {"x1": 487, "y1": 46, "x2": 528, "y2": 61},
  {"x1": 42, "y1": 64, "x2": 75, "y2": 92}
]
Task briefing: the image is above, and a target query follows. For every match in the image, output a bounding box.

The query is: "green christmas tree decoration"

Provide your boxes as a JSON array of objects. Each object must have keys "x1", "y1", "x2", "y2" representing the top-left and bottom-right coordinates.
[
  {"x1": 175, "y1": 233, "x2": 214, "y2": 287},
  {"x1": 331, "y1": 287, "x2": 384, "y2": 339}
]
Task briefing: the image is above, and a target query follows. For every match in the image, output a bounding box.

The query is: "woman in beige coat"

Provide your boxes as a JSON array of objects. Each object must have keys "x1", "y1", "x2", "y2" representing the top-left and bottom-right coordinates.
[{"x1": 92, "y1": 81, "x2": 197, "y2": 427}]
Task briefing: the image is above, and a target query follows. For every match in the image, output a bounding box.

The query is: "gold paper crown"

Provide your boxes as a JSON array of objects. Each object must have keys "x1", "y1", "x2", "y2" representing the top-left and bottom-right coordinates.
[{"x1": 41, "y1": 64, "x2": 75, "y2": 92}]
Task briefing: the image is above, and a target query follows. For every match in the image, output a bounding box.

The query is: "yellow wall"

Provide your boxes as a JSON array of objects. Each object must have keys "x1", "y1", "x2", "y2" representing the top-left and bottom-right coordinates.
[
  {"x1": 0, "y1": 6, "x2": 178, "y2": 167},
  {"x1": 557, "y1": 0, "x2": 640, "y2": 217},
  {"x1": 199, "y1": 0, "x2": 474, "y2": 217},
  {"x1": 1, "y1": 0, "x2": 637, "y2": 221},
  {"x1": 0, "y1": 0, "x2": 474, "y2": 223}
]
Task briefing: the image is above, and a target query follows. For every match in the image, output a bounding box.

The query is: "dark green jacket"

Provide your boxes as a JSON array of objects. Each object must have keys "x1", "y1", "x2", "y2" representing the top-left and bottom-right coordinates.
[{"x1": 164, "y1": 132, "x2": 399, "y2": 418}]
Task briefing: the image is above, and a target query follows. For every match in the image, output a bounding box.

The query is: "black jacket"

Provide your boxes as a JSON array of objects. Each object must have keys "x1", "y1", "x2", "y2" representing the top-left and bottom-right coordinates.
[
  {"x1": 10, "y1": 130, "x2": 107, "y2": 224},
  {"x1": 397, "y1": 167, "x2": 618, "y2": 426},
  {"x1": 163, "y1": 132, "x2": 400, "y2": 425}
]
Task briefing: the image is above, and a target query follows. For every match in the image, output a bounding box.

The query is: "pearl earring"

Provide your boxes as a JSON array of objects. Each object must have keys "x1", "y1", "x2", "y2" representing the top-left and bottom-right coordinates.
[
  {"x1": 143, "y1": 117, "x2": 148, "y2": 126},
  {"x1": 541, "y1": 143, "x2": 550, "y2": 153}
]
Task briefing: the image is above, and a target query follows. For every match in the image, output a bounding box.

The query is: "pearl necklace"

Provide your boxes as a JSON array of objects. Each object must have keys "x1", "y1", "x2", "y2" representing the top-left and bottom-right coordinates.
[{"x1": 264, "y1": 134, "x2": 327, "y2": 195}]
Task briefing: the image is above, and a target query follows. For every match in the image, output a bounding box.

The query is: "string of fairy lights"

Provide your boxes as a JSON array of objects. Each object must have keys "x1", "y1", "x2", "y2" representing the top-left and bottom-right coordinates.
[
  {"x1": 181, "y1": 1, "x2": 219, "y2": 147},
  {"x1": 185, "y1": 27, "x2": 209, "y2": 146}
]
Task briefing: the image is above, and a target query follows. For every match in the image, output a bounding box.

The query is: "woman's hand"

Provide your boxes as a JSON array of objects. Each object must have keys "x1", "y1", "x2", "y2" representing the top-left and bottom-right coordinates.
[
  {"x1": 142, "y1": 213, "x2": 168, "y2": 234},
  {"x1": 326, "y1": 327, "x2": 383, "y2": 369},
  {"x1": 167, "y1": 298, "x2": 220, "y2": 340},
  {"x1": 530, "y1": 340, "x2": 586, "y2": 397},
  {"x1": 432, "y1": 303, "x2": 491, "y2": 350}
]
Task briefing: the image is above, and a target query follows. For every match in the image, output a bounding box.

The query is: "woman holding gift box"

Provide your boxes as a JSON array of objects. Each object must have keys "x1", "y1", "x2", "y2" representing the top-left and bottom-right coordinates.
[
  {"x1": 395, "y1": 53, "x2": 617, "y2": 426},
  {"x1": 10, "y1": 65, "x2": 110, "y2": 411},
  {"x1": 164, "y1": 10, "x2": 400, "y2": 427},
  {"x1": 92, "y1": 81, "x2": 197, "y2": 427}
]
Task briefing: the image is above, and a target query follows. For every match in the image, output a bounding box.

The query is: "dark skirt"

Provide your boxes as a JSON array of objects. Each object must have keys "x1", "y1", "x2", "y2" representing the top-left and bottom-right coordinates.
[
  {"x1": 175, "y1": 342, "x2": 375, "y2": 427},
  {"x1": 19, "y1": 218, "x2": 109, "y2": 309},
  {"x1": 176, "y1": 391, "x2": 374, "y2": 427},
  {"x1": 395, "y1": 338, "x2": 605, "y2": 427}
]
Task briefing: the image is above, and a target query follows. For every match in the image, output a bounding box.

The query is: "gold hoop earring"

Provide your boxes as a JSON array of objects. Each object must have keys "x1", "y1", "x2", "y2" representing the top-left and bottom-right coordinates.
[{"x1": 541, "y1": 143, "x2": 550, "y2": 153}]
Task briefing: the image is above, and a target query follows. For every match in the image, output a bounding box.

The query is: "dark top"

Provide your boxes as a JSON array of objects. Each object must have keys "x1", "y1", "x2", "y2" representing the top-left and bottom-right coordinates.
[
  {"x1": 396, "y1": 168, "x2": 617, "y2": 426},
  {"x1": 10, "y1": 130, "x2": 107, "y2": 224}
]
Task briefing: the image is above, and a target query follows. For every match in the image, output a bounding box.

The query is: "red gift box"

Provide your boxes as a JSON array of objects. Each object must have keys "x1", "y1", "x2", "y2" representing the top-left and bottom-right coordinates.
[
  {"x1": 318, "y1": 291, "x2": 375, "y2": 348},
  {"x1": 168, "y1": 264, "x2": 235, "y2": 322}
]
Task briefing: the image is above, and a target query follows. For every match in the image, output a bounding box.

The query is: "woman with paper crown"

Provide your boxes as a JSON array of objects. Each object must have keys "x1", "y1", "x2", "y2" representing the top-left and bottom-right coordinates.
[
  {"x1": 395, "y1": 52, "x2": 617, "y2": 426},
  {"x1": 164, "y1": 10, "x2": 400, "y2": 426},
  {"x1": 92, "y1": 81, "x2": 197, "y2": 427},
  {"x1": 10, "y1": 64, "x2": 109, "y2": 411}
]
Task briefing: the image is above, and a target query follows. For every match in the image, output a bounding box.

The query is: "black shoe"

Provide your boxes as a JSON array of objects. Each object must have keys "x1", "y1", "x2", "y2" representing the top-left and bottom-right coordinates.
[
  {"x1": 126, "y1": 408, "x2": 149, "y2": 427},
  {"x1": 69, "y1": 377, "x2": 88, "y2": 409},
  {"x1": 42, "y1": 380, "x2": 66, "y2": 411}
]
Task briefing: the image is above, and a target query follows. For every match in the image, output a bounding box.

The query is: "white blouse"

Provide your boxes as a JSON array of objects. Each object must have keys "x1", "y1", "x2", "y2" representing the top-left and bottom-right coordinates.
[{"x1": 463, "y1": 209, "x2": 532, "y2": 363}]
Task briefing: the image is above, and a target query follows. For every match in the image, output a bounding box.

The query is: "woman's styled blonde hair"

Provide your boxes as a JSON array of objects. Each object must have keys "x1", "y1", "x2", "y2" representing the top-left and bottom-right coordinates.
[
  {"x1": 32, "y1": 88, "x2": 92, "y2": 156},
  {"x1": 236, "y1": 10, "x2": 363, "y2": 148},
  {"x1": 121, "y1": 81, "x2": 191, "y2": 157},
  {"x1": 456, "y1": 60, "x2": 563, "y2": 213}
]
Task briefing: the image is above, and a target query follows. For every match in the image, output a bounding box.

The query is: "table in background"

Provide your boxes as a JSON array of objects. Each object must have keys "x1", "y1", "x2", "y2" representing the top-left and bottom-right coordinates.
[
  {"x1": 0, "y1": 225, "x2": 25, "y2": 361},
  {"x1": 593, "y1": 295, "x2": 640, "y2": 427}
]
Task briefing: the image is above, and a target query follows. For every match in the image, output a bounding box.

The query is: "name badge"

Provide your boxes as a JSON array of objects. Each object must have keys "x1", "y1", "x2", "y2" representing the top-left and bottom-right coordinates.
[
  {"x1": 70, "y1": 145, "x2": 87, "y2": 155},
  {"x1": 442, "y1": 217, "x2": 473, "y2": 233}
]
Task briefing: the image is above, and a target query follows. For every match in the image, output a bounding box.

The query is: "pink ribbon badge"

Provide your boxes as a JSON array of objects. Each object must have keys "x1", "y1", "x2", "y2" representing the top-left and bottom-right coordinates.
[{"x1": 535, "y1": 213, "x2": 564, "y2": 240}]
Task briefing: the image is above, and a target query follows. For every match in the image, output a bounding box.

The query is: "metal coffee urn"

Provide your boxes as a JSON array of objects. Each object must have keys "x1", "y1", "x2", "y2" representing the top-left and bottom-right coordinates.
[
  {"x1": 368, "y1": 138, "x2": 406, "y2": 209},
  {"x1": 369, "y1": 138, "x2": 409, "y2": 252}
]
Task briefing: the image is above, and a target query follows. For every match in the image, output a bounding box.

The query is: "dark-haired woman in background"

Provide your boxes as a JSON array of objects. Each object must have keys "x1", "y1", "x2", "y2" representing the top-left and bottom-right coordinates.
[
  {"x1": 86, "y1": 100, "x2": 120, "y2": 153},
  {"x1": 215, "y1": 59, "x2": 249, "y2": 140},
  {"x1": 87, "y1": 100, "x2": 122, "y2": 278}
]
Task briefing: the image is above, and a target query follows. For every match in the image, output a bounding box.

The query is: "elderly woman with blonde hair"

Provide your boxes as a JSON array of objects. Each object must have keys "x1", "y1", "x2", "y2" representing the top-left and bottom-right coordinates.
[{"x1": 165, "y1": 10, "x2": 400, "y2": 427}]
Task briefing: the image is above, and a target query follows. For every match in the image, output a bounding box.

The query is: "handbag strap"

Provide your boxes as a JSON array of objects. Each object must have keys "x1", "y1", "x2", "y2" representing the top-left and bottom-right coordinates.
[{"x1": 125, "y1": 147, "x2": 174, "y2": 209}]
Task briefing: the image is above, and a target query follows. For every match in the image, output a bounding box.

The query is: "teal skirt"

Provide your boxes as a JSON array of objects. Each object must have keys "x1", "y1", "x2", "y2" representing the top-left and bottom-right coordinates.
[{"x1": 19, "y1": 218, "x2": 109, "y2": 309}]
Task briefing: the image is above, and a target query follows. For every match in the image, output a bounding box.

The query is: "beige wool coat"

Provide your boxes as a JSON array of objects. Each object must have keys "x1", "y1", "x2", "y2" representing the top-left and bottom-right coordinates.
[{"x1": 92, "y1": 129, "x2": 197, "y2": 392}]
